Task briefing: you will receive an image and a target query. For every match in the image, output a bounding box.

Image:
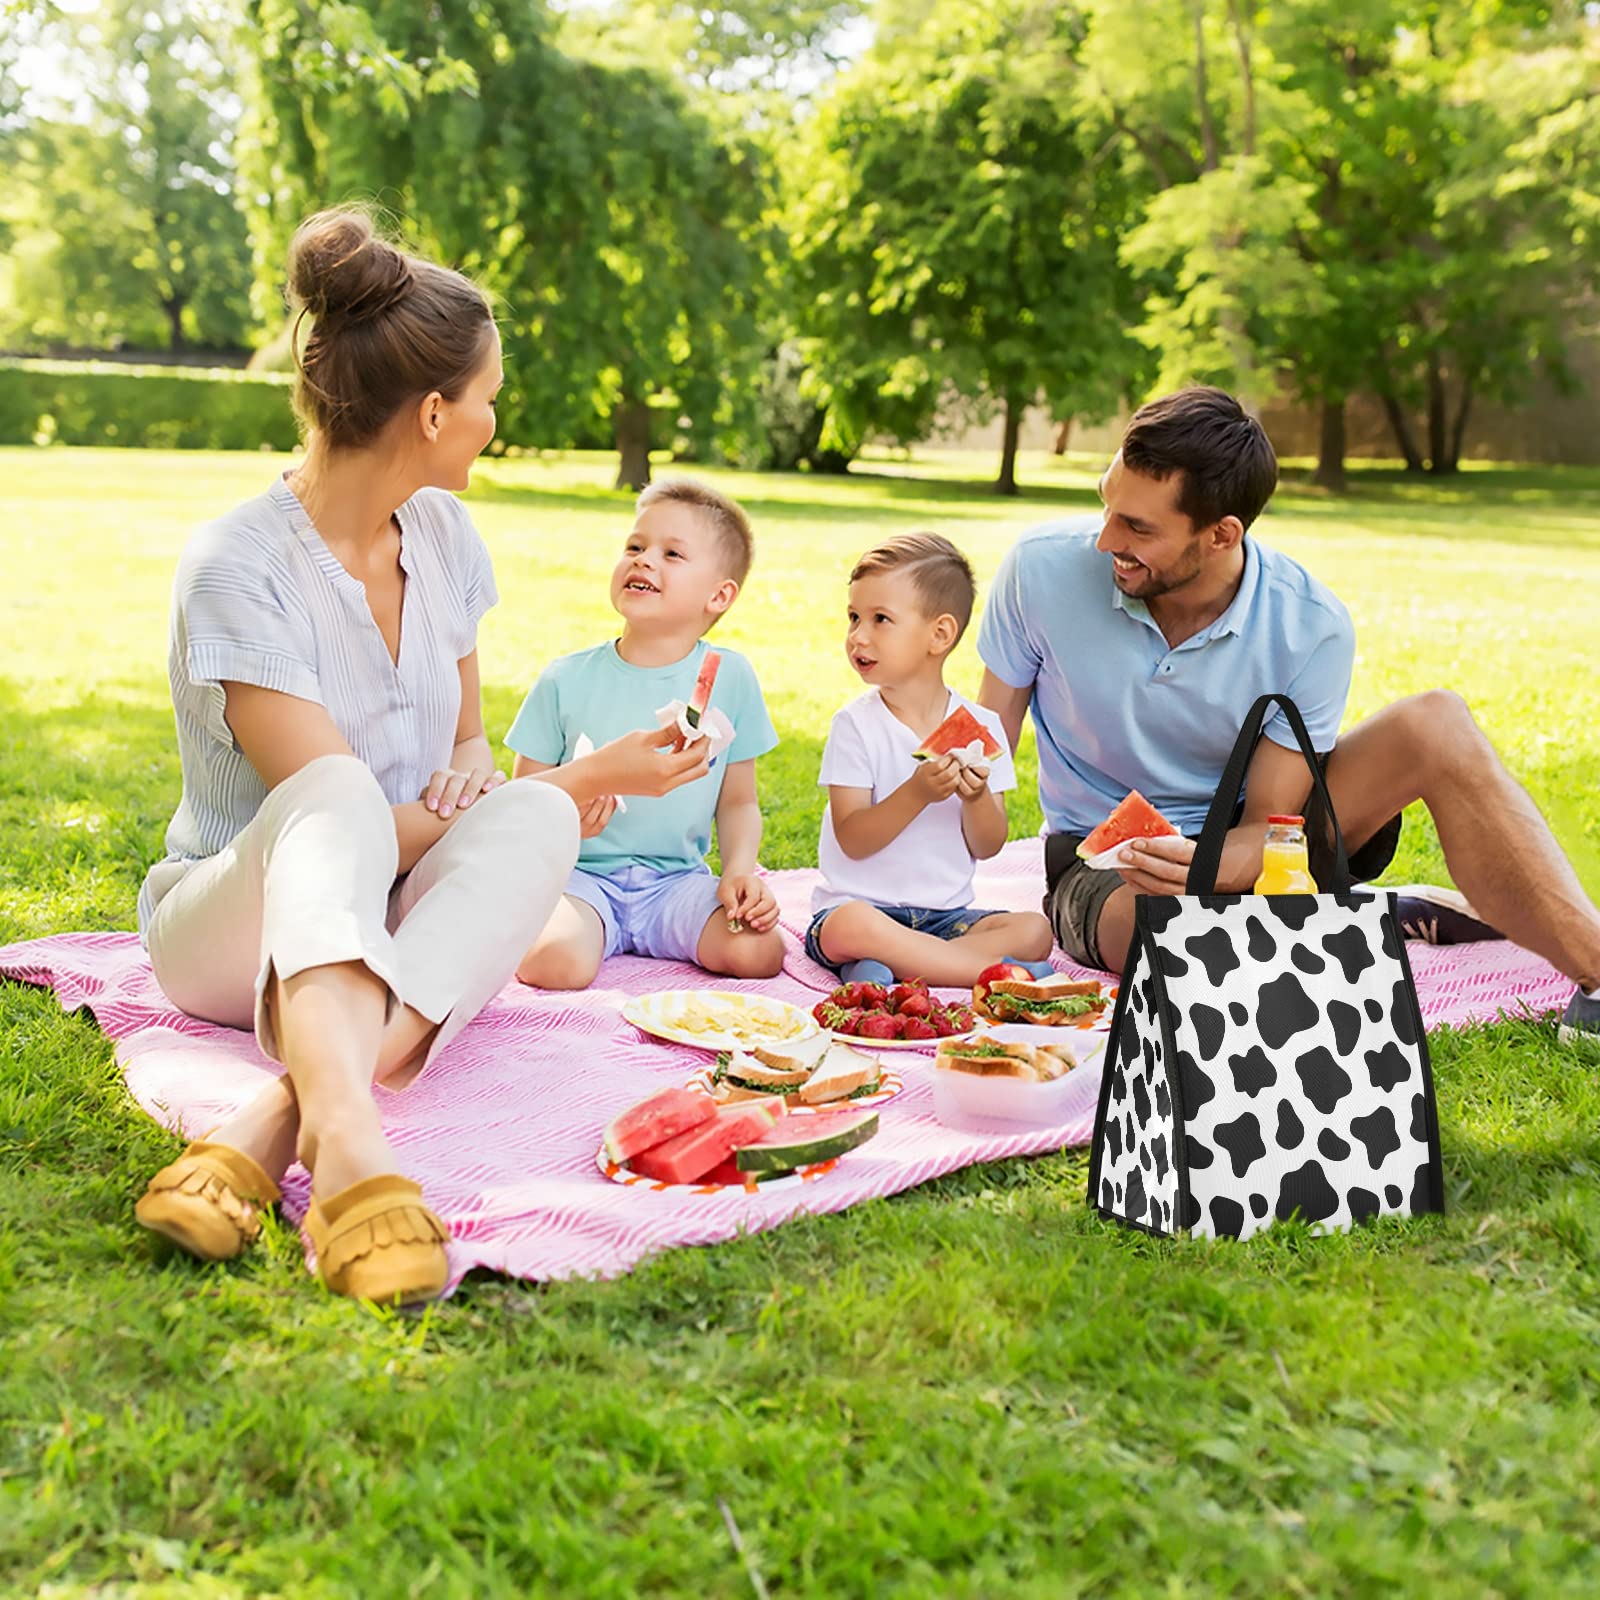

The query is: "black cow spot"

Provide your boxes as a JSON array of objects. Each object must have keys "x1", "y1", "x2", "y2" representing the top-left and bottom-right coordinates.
[
  {"x1": 1151, "y1": 1133, "x2": 1170, "y2": 1185},
  {"x1": 1192, "y1": 1003, "x2": 1227, "y2": 1062},
  {"x1": 1105, "y1": 1114, "x2": 1123, "y2": 1165},
  {"x1": 1365, "y1": 998, "x2": 1383, "y2": 1022},
  {"x1": 1142, "y1": 1038, "x2": 1157, "y2": 1077},
  {"x1": 1209, "y1": 1195, "x2": 1246, "y2": 1238},
  {"x1": 1410, "y1": 1093, "x2": 1429, "y2": 1144},
  {"x1": 1215, "y1": 1112, "x2": 1268, "y2": 1179},
  {"x1": 1144, "y1": 899, "x2": 1182, "y2": 935},
  {"x1": 1257, "y1": 972, "x2": 1320, "y2": 1049},
  {"x1": 1347, "y1": 1186, "x2": 1381, "y2": 1224},
  {"x1": 1246, "y1": 915, "x2": 1278, "y2": 963},
  {"x1": 1119, "y1": 1023, "x2": 1139, "y2": 1069},
  {"x1": 1264, "y1": 897, "x2": 1320, "y2": 932},
  {"x1": 1328, "y1": 1000, "x2": 1362, "y2": 1058},
  {"x1": 1249, "y1": 1192, "x2": 1269, "y2": 1219},
  {"x1": 1132, "y1": 1071, "x2": 1152, "y2": 1126},
  {"x1": 1154, "y1": 1077, "x2": 1171, "y2": 1119},
  {"x1": 1115, "y1": 1180, "x2": 1123, "y2": 1205},
  {"x1": 1350, "y1": 1106, "x2": 1402, "y2": 1171},
  {"x1": 1291, "y1": 943, "x2": 1327, "y2": 976},
  {"x1": 1391, "y1": 980, "x2": 1418, "y2": 1047},
  {"x1": 1125, "y1": 1166, "x2": 1148, "y2": 1222},
  {"x1": 1140, "y1": 1140, "x2": 1152, "y2": 1170},
  {"x1": 1318, "y1": 1128, "x2": 1352, "y2": 1161},
  {"x1": 1201, "y1": 895, "x2": 1244, "y2": 916},
  {"x1": 1408, "y1": 1160, "x2": 1437, "y2": 1213},
  {"x1": 1380, "y1": 914, "x2": 1402, "y2": 963},
  {"x1": 1179, "y1": 1191, "x2": 1202, "y2": 1230},
  {"x1": 1123, "y1": 1113, "x2": 1136, "y2": 1158},
  {"x1": 1176, "y1": 1051, "x2": 1215, "y2": 1114},
  {"x1": 1294, "y1": 1046, "x2": 1355, "y2": 1117},
  {"x1": 1156, "y1": 943, "x2": 1191, "y2": 980},
  {"x1": 1184, "y1": 1134, "x2": 1214, "y2": 1170},
  {"x1": 1100, "y1": 1178, "x2": 1115, "y2": 1210},
  {"x1": 1276, "y1": 1099, "x2": 1305, "y2": 1149},
  {"x1": 1322, "y1": 924, "x2": 1377, "y2": 985},
  {"x1": 1184, "y1": 927, "x2": 1241, "y2": 988},
  {"x1": 1365, "y1": 1041, "x2": 1412, "y2": 1093},
  {"x1": 1228, "y1": 1045, "x2": 1277, "y2": 1098},
  {"x1": 1385, "y1": 1183, "x2": 1403, "y2": 1207},
  {"x1": 1275, "y1": 1160, "x2": 1341, "y2": 1225},
  {"x1": 1229, "y1": 1001, "x2": 1248, "y2": 1026}
]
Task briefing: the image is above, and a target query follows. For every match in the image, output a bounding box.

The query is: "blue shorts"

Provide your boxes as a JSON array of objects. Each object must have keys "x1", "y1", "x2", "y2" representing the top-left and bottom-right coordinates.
[
  {"x1": 566, "y1": 864, "x2": 724, "y2": 963},
  {"x1": 804, "y1": 902, "x2": 1005, "y2": 974}
]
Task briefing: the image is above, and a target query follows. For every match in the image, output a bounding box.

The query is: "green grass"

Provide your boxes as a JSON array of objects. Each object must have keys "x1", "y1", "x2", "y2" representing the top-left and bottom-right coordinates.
[{"x1": 3, "y1": 445, "x2": 1599, "y2": 1597}]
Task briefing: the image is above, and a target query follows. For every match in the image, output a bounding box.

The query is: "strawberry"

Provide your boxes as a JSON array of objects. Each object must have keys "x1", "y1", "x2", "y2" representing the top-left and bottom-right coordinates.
[
  {"x1": 901, "y1": 1015, "x2": 937, "y2": 1040},
  {"x1": 857, "y1": 982, "x2": 890, "y2": 1010},
  {"x1": 857, "y1": 1013, "x2": 901, "y2": 1041},
  {"x1": 828, "y1": 984, "x2": 855, "y2": 1007},
  {"x1": 946, "y1": 1004, "x2": 976, "y2": 1031},
  {"x1": 895, "y1": 990, "x2": 932, "y2": 1019}
]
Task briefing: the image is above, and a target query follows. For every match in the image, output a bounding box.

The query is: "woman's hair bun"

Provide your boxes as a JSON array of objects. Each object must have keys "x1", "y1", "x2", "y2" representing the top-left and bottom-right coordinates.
[{"x1": 288, "y1": 207, "x2": 414, "y2": 324}]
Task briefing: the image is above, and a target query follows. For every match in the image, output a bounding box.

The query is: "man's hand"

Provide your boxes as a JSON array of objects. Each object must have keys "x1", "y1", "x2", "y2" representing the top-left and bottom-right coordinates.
[
  {"x1": 955, "y1": 762, "x2": 990, "y2": 801},
  {"x1": 909, "y1": 753, "x2": 962, "y2": 806},
  {"x1": 718, "y1": 873, "x2": 779, "y2": 934},
  {"x1": 1114, "y1": 834, "x2": 1196, "y2": 896},
  {"x1": 422, "y1": 765, "x2": 506, "y2": 819}
]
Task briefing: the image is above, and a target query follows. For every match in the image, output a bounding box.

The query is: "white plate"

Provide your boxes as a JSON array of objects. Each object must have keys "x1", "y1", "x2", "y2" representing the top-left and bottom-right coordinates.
[
  {"x1": 684, "y1": 1062, "x2": 904, "y2": 1112},
  {"x1": 620, "y1": 989, "x2": 821, "y2": 1053}
]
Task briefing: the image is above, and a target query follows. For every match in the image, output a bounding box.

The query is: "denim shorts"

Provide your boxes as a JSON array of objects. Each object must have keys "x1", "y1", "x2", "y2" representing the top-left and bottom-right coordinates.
[
  {"x1": 804, "y1": 902, "x2": 1004, "y2": 974},
  {"x1": 565, "y1": 863, "x2": 724, "y2": 963}
]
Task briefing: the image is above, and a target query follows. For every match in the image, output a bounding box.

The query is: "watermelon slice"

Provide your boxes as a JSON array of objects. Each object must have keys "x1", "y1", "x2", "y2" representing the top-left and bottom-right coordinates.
[
  {"x1": 629, "y1": 1100, "x2": 782, "y2": 1185},
  {"x1": 913, "y1": 704, "x2": 1002, "y2": 765},
  {"x1": 602, "y1": 1087, "x2": 716, "y2": 1166},
  {"x1": 735, "y1": 1108, "x2": 880, "y2": 1174},
  {"x1": 685, "y1": 650, "x2": 722, "y2": 730},
  {"x1": 699, "y1": 1158, "x2": 790, "y2": 1187},
  {"x1": 1077, "y1": 790, "x2": 1180, "y2": 865}
]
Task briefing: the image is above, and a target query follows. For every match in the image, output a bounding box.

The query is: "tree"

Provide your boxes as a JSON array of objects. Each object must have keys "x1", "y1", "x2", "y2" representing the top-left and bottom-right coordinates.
[
  {"x1": 792, "y1": 0, "x2": 1145, "y2": 493},
  {"x1": 1, "y1": 0, "x2": 253, "y2": 352}
]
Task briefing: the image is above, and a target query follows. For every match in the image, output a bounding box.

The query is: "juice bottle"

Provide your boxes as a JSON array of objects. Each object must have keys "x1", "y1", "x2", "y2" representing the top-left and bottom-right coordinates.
[{"x1": 1254, "y1": 814, "x2": 1318, "y2": 894}]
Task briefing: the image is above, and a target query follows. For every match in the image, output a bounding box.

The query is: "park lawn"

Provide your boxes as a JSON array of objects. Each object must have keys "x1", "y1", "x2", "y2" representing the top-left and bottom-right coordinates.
[{"x1": 2, "y1": 444, "x2": 1599, "y2": 1596}]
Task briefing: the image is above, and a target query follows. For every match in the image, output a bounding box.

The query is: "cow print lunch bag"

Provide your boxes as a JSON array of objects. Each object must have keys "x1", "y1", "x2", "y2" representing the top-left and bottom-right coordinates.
[{"x1": 1087, "y1": 693, "x2": 1444, "y2": 1241}]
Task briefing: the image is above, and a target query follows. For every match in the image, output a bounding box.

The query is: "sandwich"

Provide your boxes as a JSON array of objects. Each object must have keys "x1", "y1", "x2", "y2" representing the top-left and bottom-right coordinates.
[
  {"x1": 935, "y1": 1036, "x2": 1080, "y2": 1083},
  {"x1": 711, "y1": 1049, "x2": 815, "y2": 1104},
  {"x1": 977, "y1": 974, "x2": 1107, "y2": 1027},
  {"x1": 797, "y1": 1043, "x2": 884, "y2": 1106}
]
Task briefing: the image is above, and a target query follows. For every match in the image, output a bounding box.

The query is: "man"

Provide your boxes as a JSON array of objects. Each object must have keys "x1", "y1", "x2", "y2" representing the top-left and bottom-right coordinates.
[{"x1": 976, "y1": 386, "x2": 1600, "y2": 1054}]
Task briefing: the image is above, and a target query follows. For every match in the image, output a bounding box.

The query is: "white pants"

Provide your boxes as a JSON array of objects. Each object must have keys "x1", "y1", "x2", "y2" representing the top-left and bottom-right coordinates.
[{"x1": 146, "y1": 754, "x2": 579, "y2": 1076}]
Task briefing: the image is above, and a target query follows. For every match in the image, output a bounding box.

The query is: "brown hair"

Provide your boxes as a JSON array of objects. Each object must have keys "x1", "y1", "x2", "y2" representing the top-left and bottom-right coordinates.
[
  {"x1": 850, "y1": 533, "x2": 976, "y2": 642},
  {"x1": 287, "y1": 207, "x2": 495, "y2": 450},
  {"x1": 636, "y1": 477, "x2": 755, "y2": 588},
  {"x1": 1121, "y1": 386, "x2": 1279, "y2": 532}
]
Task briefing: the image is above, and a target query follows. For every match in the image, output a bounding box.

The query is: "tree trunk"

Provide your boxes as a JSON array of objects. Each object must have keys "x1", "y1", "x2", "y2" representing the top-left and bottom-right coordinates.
[
  {"x1": 613, "y1": 398, "x2": 652, "y2": 492},
  {"x1": 1052, "y1": 417, "x2": 1071, "y2": 456},
  {"x1": 1227, "y1": 0, "x2": 1256, "y2": 158},
  {"x1": 996, "y1": 396, "x2": 1022, "y2": 496},
  {"x1": 1312, "y1": 396, "x2": 1346, "y2": 493},
  {"x1": 164, "y1": 297, "x2": 186, "y2": 352},
  {"x1": 1425, "y1": 352, "x2": 1454, "y2": 474},
  {"x1": 1376, "y1": 386, "x2": 1424, "y2": 472},
  {"x1": 1192, "y1": 2, "x2": 1220, "y2": 171},
  {"x1": 1447, "y1": 373, "x2": 1474, "y2": 472}
]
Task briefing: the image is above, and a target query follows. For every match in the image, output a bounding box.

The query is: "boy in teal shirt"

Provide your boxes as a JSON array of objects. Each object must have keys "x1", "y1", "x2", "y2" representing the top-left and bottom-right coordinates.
[{"x1": 506, "y1": 479, "x2": 784, "y2": 987}]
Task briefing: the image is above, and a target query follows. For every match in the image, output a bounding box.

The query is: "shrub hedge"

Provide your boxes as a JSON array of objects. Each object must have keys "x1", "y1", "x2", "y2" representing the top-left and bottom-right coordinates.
[{"x1": 0, "y1": 358, "x2": 299, "y2": 450}]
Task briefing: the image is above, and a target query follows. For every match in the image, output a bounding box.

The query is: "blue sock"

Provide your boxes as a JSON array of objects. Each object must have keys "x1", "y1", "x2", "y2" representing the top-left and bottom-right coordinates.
[
  {"x1": 840, "y1": 958, "x2": 895, "y2": 988},
  {"x1": 1005, "y1": 955, "x2": 1057, "y2": 979}
]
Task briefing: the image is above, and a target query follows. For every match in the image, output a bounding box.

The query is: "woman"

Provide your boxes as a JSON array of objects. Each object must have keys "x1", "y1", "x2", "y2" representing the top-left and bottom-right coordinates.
[{"x1": 133, "y1": 209, "x2": 709, "y2": 1303}]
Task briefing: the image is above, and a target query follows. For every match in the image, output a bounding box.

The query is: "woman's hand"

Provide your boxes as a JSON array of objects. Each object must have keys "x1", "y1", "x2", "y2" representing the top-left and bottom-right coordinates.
[
  {"x1": 422, "y1": 765, "x2": 506, "y2": 819},
  {"x1": 598, "y1": 726, "x2": 713, "y2": 798},
  {"x1": 576, "y1": 794, "x2": 618, "y2": 840}
]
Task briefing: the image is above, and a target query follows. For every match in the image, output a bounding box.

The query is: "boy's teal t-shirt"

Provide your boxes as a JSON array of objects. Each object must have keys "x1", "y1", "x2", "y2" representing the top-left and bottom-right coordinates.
[{"x1": 504, "y1": 639, "x2": 778, "y2": 876}]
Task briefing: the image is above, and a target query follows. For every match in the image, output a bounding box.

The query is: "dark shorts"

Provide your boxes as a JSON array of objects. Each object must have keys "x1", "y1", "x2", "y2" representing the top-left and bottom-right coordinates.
[
  {"x1": 805, "y1": 902, "x2": 1005, "y2": 974},
  {"x1": 1044, "y1": 766, "x2": 1403, "y2": 971}
]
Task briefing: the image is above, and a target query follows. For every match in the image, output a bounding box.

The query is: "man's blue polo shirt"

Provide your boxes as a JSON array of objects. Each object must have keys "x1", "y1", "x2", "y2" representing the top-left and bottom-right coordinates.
[{"x1": 976, "y1": 515, "x2": 1354, "y2": 838}]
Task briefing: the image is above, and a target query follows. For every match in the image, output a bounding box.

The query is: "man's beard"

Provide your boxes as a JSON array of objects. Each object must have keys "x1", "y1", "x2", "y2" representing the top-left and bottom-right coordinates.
[{"x1": 1114, "y1": 538, "x2": 1204, "y2": 599}]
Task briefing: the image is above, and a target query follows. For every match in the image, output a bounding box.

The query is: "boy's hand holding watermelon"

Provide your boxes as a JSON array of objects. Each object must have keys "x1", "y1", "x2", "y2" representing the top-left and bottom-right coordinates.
[{"x1": 910, "y1": 752, "x2": 964, "y2": 806}]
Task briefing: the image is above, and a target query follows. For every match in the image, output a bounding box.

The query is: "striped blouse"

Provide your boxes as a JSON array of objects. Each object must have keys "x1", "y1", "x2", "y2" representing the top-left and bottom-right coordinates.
[{"x1": 137, "y1": 475, "x2": 498, "y2": 939}]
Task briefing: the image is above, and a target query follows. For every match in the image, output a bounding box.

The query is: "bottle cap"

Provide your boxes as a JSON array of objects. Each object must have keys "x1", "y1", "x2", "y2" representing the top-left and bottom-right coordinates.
[{"x1": 1266, "y1": 814, "x2": 1305, "y2": 826}]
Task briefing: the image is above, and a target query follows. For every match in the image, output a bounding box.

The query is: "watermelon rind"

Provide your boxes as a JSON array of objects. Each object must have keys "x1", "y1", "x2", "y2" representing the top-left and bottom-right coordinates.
[
  {"x1": 1076, "y1": 789, "x2": 1178, "y2": 861},
  {"x1": 735, "y1": 1109, "x2": 879, "y2": 1173},
  {"x1": 603, "y1": 1087, "x2": 716, "y2": 1165},
  {"x1": 686, "y1": 650, "x2": 722, "y2": 730}
]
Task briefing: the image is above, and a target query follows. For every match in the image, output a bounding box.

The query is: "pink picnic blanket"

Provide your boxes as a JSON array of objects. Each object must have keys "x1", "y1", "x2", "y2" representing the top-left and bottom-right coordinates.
[{"x1": 0, "y1": 841, "x2": 1570, "y2": 1291}]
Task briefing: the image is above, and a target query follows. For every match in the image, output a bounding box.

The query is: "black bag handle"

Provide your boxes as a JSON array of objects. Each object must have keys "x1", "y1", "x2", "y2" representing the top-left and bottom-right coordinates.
[{"x1": 1186, "y1": 693, "x2": 1350, "y2": 896}]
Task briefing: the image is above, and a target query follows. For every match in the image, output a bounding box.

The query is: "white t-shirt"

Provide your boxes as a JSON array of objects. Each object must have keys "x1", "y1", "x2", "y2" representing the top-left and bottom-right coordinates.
[{"x1": 813, "y1": 688, "x2": 1017, "y2": 916}]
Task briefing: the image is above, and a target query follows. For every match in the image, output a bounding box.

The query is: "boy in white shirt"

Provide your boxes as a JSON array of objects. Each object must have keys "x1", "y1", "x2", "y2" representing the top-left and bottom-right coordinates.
[{"x1": 806, "y1": 534, "x2": 1054, "y2": 987}]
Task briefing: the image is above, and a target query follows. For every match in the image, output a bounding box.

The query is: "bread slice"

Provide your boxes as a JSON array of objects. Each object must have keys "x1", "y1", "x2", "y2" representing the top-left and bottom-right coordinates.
[
  {"x1": 797, "y1": 1042, "x2": 883, "y2": 1105},
  {"x1": 750, "y1": 1035, "x2": 829, "y2": 1075},
  {"x1": 717, "y1": 1050, "x2": 813, "y2": 1089},
  {"x1": 986, "y1": 974, "x2": 1102, "y2": 1001},
  {"x1": 935, "y1": 1037, "x2": 1042, "y2": 1079},
  {"x1": 983, "y1": 975, "x2": 1107, "y2": 1027}
]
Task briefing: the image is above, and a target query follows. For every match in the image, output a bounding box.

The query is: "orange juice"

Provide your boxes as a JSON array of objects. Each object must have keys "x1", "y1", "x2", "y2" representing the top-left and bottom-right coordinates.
[{"x1": 1254, "y1": 814, "x2": 1318, "y2": 894}]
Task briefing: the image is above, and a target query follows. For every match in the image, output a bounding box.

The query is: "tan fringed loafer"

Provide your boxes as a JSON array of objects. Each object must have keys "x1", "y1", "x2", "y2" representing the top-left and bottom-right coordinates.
[
  {"x1": 304, "y1": 1174, "x2": 449, "y2": 1304},
  {"x1": 135, "y1": 1139, "x2": 282, "y2": 1262}
]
